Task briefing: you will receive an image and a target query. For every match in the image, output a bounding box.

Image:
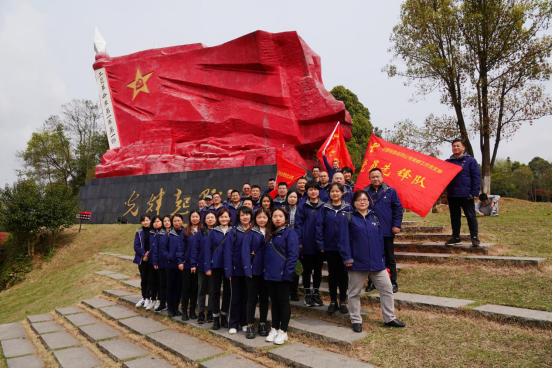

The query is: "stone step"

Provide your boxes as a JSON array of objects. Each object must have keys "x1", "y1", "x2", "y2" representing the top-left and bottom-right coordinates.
[
  {"x1": 0, "y1": 322, "x2": 44, "y2": 368},
  {"x1": 395, "y1": 252, "x2": 546, "y2": 266},
  {"x1": 399, "y1": 225, "x2": 446, "y2": 233},
  {"x1": 56, "y1": 303, "x2": 174, "y2": 367},
  {"x1": 81, "y1": 296, "x2": 265, "y2": 367},
  {"x1": 394, "y1": 241, "x2": 490, "y2": 254},
  {"x1": 366, "y1": 291, "x2": 475, "y2": 311},
  {"x1": 473, "y1": 304, "x2": 552, "y2": 328},
  {"x1": 267, "y1": 342, "x2": 370, "y2": 368},
  {"x1": 401, "y1": 220, "x2": 418, "y2": 226},
  {"x1": 396, "y1": 233, "x2": 471, "y2": 242},
  {"x1": 104, "y1": 289, "x2": 373, "y2": 366},
  {"x1": 26, "y1": 312, "x2": 107, "y2": 368}
]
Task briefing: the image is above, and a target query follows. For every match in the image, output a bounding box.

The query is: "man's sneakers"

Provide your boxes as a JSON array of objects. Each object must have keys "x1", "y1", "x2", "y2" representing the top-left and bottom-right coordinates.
[
  {"x1": 471, "y1": 237, "x2": 481, "y2": 247},
  {"x1": 304, "y1": 293, "x2": 315, "y2": 307},
  {"x1": 365, "y1": 280, "x2": 375, "y2": 292},
  {"x1": 392, "y1": 283, "x2": 399, "y2": 293},
  {"x1": 445, "y1": 237, "x2": 462, "y2": 245},
  {"x1": 135, "y1": 298, "x2": 145, "y2": 308},
  {"x1": 327, "y1": 301, "x2": 338, "y2": 315},
  {"x1": 258, "y1": 322, "x2": 269, "y2": 336},
  {"x1": 312, "y1": 289, "x2": 324, "y2": 306},
  {"x1": 352, "y1": 323, "x2": 363, "y2": 333},
  {"x1": 339, "y1": 303, "x2": 349, "y2": 314},
  {"x1": 265, "y1": 328, "x2": 278, "y2": 342},
  {"x1": 246, "y1": 325, "x2": 256, "y2": 339},
  {"x1": 384, "y1": 319, "x2": 406, "y2": 328},
  {"x1": 273, "y1": 329, "x2": 288, "y2": 345}
]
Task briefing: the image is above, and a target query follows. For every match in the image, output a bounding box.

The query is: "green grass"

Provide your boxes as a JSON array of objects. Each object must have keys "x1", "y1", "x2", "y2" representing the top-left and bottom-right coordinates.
[
  {"x1": 404, "y1": 198, "x2": 552, "y2": 258},
  {"x1": 352, "y1": 306, "x2": 552, "y2": 367}
]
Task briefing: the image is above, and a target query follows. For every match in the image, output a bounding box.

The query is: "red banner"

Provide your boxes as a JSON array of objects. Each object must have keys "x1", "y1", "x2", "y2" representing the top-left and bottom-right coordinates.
[
  {"x1": 317, "y1": 122, "x2": 355, "y2": 171},
  {"x1": 269, "y1": 151, "x2": 307, "y2": 198},
  {"x1": 355, "y1": 135, "x2": 461, "y2": 217}
]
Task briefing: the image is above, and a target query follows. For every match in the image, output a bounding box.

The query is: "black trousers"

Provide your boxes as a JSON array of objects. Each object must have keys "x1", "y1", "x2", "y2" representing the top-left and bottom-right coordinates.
[
  {"x1": 138, "y1": 263, "x2": 151, "y2": 299},
  {"x1": 246, "y1": 275, "x2": 269, "y2": 325},
  {"x1": 325, "y1": 251, "x2": 348, "y2": 303},
  {"x1": 448, "y1": 197, "x2": 478, "y2": 238},
  {"x1": 301, "y1": 253, "x2": 323, "y2": 290},
  {"x1": 290, "y1": 274, "x2": 299, "y2": 298},
  {"x1": 267, "y1": 281, "x2": 291, "y2": 331},
  {"x1": 229, "y1": 276, "x2": 248, "y2": 329},
  {"x1": 197, "y1": 273, "x2": 211, "y2": 313},
  {"x1": 208, "y1": 268, "x2": 230, "y2": 317},
  {"x1": 181, "y1": 269, "x2": 198, "y2": 314},
  {"x1": 166, "y1": 268, "x2": 182, "y2": 314},
  {"x1": 158, "y1": 267, "x2": 167, "y2": 306},
  {"x1": 383, "y1": 237, "x2": 398, "y2": 286},
  {"x1": 149, "y1": 267, "x2": 159, "y2": 301}
]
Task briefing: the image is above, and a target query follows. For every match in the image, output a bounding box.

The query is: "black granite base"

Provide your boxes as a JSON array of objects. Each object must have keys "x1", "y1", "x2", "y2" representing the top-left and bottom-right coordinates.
[{"x1": 79, "y1": 165, "x2": 276, "y2": 223}]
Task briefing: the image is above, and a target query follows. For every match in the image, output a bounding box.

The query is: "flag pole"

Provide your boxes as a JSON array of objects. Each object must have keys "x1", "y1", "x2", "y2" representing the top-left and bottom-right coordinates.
[{"x1": 321, "y1": 122, "x2": 340, "y2": 156}]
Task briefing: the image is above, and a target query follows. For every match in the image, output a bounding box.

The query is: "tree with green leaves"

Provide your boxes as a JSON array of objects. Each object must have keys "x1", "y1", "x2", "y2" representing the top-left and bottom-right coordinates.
[
  {"x1": 388, "y1": 0, "x2": 551, "y2": 193},
  {"x1": 330, "y1": 85, "x2": 374, "y2": 170},
  {"x1": 19, "y1": 99, "x2": 108, "y2": 194}
]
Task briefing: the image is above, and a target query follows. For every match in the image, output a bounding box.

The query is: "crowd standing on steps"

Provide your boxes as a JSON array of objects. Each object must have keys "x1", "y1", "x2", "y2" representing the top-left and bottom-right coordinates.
[{"x1": 132, "y1": 139, "x2": 483, "y2": 339}]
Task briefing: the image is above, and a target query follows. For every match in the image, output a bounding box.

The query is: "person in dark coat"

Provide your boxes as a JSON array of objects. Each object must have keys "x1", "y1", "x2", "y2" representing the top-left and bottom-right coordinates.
[
  {"x1": 152, "y1": 216, "x2": 171, "y2": 312},
  {"x1": 165, "y1": 214, "x2": 186, "y2": 317},
  {"x1": 445, "y1": 139, "x2": 481, "y2": 247},
  {"x1": 180, "y1": 211, "x2": 201, "y2": 321},
  {"x1": 339, "y1": 190, "x2": 405, "y2": 333},
  {"x1": 264, "y1": 208, "x2": 299, "y2": 345},
  {"x1": 133, "y1": 215, "x2": 152, "y2": 309},
  {"x1": 364, "y1": 167, "x2": 403, "y2": 292},
  {"x1": 273, "y1": 182, "x2": 288, "y2": 208},
  {"x1": 320, "y1": 183, "x2": 352, "y2": 314},
  {"x1": 295, "y1": 181, "x2": 325, "y2": 307},
  {"x1": 196, "y1": 211, "x2": 217, "y2": 324}
]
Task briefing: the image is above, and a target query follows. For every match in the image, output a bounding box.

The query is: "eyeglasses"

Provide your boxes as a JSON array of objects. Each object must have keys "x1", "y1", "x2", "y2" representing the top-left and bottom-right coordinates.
[{"x1": 355, "y1": 198, "x2": 369, "y2": 202}]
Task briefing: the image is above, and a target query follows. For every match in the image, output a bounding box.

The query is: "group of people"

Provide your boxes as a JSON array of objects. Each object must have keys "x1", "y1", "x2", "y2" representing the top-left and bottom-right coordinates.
[{"x1": 132, "y1": 139, "x2": 483, "y2": 341}]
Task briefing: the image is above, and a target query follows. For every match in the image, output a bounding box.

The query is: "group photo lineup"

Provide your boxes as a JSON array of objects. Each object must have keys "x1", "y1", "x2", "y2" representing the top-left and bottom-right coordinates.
[{"x1": 0, "y1": 1, "x2": 551, "y2": 368}]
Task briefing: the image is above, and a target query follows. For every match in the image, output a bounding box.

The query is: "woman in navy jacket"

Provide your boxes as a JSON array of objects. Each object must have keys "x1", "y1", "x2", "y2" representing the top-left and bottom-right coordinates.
[
  {"x1": 205, "y1": 208, "x2": 233, "y2": 330},
  {"x1": 339, "y1": 190, "x2": 405, "y2": 333},
  {"x1": 133, "y1": 215, "x2": 152, "y2": 309},
  {"x1": 151, "y1": 215, "x2": 171, "y2": 312},
  {"x1": 166, "y1": 214, "x2": 186, "y2": 317},
  {"x1": 264, "y1": 208, "x2": 299, "y2": 345},
  {"x1": 243, "y1": 207, "x2": 271, "y2": 339},
  {"x1": 295, "y1": 181, "x2": 325, "y2": 307},
  {"x1": 225, "y1": 206, "x2": 253, "y2": 334},
  {"x1": 196, "y1": 211, "x2": 216, "y2": 324},
  {"x1": 320, "y1": 183, "x2": 352, "y2": 315},
  {"x1": 180, "y1": 211, "x2": 201, "y2": 321}
]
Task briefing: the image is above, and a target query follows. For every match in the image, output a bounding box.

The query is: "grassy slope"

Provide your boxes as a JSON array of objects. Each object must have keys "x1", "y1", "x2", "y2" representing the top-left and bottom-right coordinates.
[{"x1": 400, "y1": 198, "x2": 552, "y2": 311}]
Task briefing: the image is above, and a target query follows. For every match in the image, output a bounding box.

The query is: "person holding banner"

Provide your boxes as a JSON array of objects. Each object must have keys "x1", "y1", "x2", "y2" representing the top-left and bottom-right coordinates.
[
  {"x1": 364, "y1": 168, "x2": 403, "y2": 293},
  {"x1": 339, "y1": 190, "x2": 405, "y2": 332},
  {"x1": 445, "y1": 139, "x2": 481, "y2": 247}
]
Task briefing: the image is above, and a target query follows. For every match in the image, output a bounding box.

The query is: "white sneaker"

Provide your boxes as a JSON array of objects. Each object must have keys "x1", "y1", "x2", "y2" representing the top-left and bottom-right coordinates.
[
  {"x1": 146, "y1": 300, "x2": 156, "y2": 310},
  {"x1": 242, "y1": 325, "x2": 248, "y2": 333},
  {"x1": 153, "y1": 300, "x2": 160, "y2": 310},
  {"x1": 229, "y1": 328, "x2": 237, "y2": 334},
  {"x1": 142, "y1": 299, "x2": 151, "y2": 309},
  {"x1": 135, "y1": 298, "x2": 145, "y2": 308},
  {"x1": 265, "y1": 328, "x2": 278, "y2": 342},
  {"x1": 273, "y1": 329, "x2": 288, "y2": 345}
]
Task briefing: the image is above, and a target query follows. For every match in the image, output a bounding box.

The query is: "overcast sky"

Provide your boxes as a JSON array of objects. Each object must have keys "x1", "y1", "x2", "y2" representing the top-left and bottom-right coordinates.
[{"x1": 0, "y1": 0, "x2": 550, "y2": 186}]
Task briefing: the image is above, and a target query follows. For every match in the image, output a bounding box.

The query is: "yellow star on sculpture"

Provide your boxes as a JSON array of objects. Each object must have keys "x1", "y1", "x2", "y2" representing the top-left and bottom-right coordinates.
[{"x1": 127, "y1": 68, "x2": 153, "y2": 101}]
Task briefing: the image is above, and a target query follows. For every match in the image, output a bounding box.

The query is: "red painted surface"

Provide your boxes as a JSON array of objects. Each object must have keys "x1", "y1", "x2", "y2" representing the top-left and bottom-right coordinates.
[
  {"x1": 0, "y1": 232, "x2": 8, "y2": 246},
  {"x1": 93, "y1": 30, "x2": 351, "y2": 178}
]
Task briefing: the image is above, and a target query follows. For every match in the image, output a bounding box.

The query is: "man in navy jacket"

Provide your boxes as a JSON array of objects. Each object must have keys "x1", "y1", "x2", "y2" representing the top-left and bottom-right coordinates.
[
  {"x1": 364, "y1": 168, "x2": 403, "y2": 292},
  {"x1": 445, "y1": 139, "x2": 481, "y2": 247}
]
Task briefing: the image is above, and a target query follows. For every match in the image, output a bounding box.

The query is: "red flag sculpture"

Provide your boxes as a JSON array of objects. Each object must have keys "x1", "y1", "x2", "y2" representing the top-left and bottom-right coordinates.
[
  {"x1": 269, "y1": 151, "x2": 306, "y2": 198},
  {"x1": 355, "y1": 134, "x2": 462, "y2": 217},
  {"x1": 316, "y1": 122, "x2": 355, "y2": 171}
]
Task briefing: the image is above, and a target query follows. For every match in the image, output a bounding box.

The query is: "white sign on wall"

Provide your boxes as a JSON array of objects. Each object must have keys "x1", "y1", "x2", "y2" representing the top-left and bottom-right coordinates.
[{"x1": 95, "y1": 67, "x2": 120, "y2": 149}]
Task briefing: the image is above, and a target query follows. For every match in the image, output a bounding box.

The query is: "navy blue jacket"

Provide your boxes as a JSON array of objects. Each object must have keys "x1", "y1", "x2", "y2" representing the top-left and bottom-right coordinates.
[
  {"x1": 320, "y1": 202, "x2": 352, "y2": 252},
  {"x1": 186, "y1": 229, "x2": 201, "y2": 269},
  {"x1": 322, "y1": 155, "x2": 338, "y2": 182},
  {"x1": 133, "y1": 228, "x2": 151, "y2": 265},
  {"x1": 204, "y1": 226, "x2": 232, "y2": 273},
  {"x1": 338, "y1": 209, "x2": 386, "y2": 272},
  {"x1": 342, "y1": 186, "x2": 353, "y2": 205},
  {"x1": 225, "y1": 225, "x2": 251, "y2": 278},
  {"x1": 273, "y1": 196, "x2": 287, "y2": 209},
  {"x1": 243, "y1": 227, "x2": 267, "y2": 277},
  {"x1": 318, "y1": 184, "x2": 330, "y2": 203},
  {"x1": 365, "y1": 183, "x2": 403, "y2": 237},
  {"x1": 165, "y1": 228, "x2": 186, "y2": 269},
  {"x1": 295, "y1": 199, "x2": 325, "y2": 255},
  {"x1": 446, "y1": 154, "x2": 481, "y2": 198},
  {"x1": 263, "y1": 227, "x2": 299, "y2": 282},
  {"x1": 192, "y1": 229, "x2": 210, "y2": 272},
  {"x1": 151, "y1": 230, "x2": 169, "y2": 269}
]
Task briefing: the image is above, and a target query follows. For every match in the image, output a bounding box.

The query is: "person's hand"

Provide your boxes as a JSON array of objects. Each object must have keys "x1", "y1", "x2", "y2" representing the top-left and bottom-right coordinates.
[
  {"x1": 153, "y1": 265, "x2": 159, "y2": 270},
  {"x1": 143, "y1": 255, "x2": 148, "y2": 262},
  {"x1": 206, "y1": 270, "x2": 212, "y2": 276},
  {"x1": 191, "y1": 267, "x2": 197, "y2": 274},
  {"x1": 392, "y1": 227, "x2": 401, "y2": 234},
  {"x1": 178, "y1": 264, "x2": 184, "y2": 271}
]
